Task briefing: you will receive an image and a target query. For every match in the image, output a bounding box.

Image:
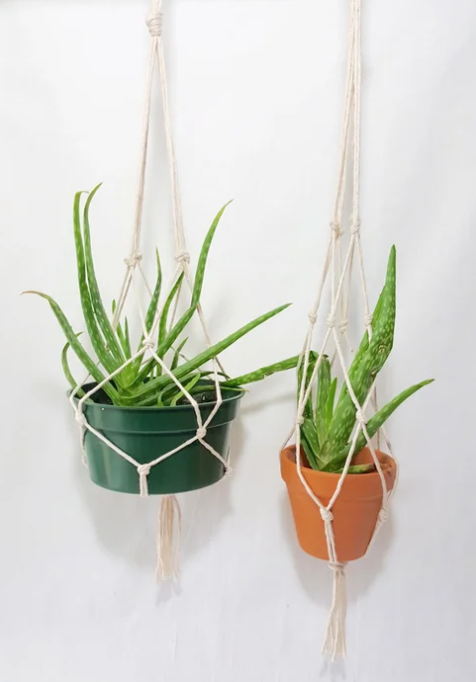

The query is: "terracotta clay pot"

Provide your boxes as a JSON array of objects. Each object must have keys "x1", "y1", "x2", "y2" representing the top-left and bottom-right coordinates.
[{"x1": 281, "y1": 445, "x2": 397, "y2": 562}]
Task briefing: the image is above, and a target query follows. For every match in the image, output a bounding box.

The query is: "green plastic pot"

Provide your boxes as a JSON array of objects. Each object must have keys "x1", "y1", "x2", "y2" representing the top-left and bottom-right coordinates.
[{"x1": 74, "y1": 383, "x2": 244, "y2": 495}]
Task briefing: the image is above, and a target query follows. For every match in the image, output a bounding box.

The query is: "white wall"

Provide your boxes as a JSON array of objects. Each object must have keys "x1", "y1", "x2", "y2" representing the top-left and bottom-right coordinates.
[{"x1": 1, "y1": 1, "x2": 475, "y2": 680}]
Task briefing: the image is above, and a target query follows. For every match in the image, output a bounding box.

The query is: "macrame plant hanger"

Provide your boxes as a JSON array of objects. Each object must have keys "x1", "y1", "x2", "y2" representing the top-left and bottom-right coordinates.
[
  {"x1": 69, "y1": 0, "x2": 229, "y2": 580},
  {"x1": 282, "y1": 0, "x2": 398, "y2": 660}
]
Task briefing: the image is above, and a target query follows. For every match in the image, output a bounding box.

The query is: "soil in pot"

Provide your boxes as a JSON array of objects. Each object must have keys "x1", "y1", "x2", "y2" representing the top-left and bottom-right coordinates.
[
  {"x1": 281, "y1": 445, "x2": 397, "y2": 562},
  {"x1": 75, "y1": 382, "x2": 244, "y2": 495}
]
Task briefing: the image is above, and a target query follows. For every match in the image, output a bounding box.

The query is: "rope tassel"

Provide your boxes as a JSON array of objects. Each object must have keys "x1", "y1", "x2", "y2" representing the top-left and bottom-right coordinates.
[
  {"x1": 156, "y1": 495, "x2": 182, "y2": 581},
  {"x1": 322, "y1": 562, "x2": 347, "y2": 661}
]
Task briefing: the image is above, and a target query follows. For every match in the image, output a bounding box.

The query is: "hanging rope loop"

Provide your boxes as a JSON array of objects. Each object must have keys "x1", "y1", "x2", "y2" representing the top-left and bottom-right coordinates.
[
  {"x1": 288, "y1": 0, "x2": 398, "y2": 660},
  {"x1": 147, "y1": 12, "x2": 163, "y2": 38}
]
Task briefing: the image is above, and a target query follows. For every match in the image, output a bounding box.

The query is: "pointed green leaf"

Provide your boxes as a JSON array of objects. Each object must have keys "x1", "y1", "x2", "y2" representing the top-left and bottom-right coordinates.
[
  {"x1": 24, "y1": 291, "x2": 120, "y2": 403},
  {"x1": 171, "y1": 337, "x2": 189, "y2": 371},
  {"x1": 61, "y1": 337, "x2": 85, "y2": 398},
  {"x1": 82, "y1": 184, "x2": 125, "y2": 366},
  {"x1": 297, "y1": 351, "x2": 318, "y2": 421},
  {"x1": 322, "y1": 247, "x2": 397, "y2": 460},
  {"x1": 301, "y1": 418, "x2": 320, "y2": 469},
  {"x1": 158, "y1": 202, "x2": 232, "y2": 357},
  {"x1": 73, "y1": 191, "x2": 118, "y2": 375},
  {"x1": 325, "y1": 378, "x2": 434, "y2": 471},
  {"x1": 221, "y1": 355, "x2": 300, "y2": 388},
  {"x1": 123, "y1": 303, "x2": 292, "y2": 405},
  {"x1": 316, "y1": 355, "x2": 331, "y2": 446},
  {"x1": 326, "y1": 377, "x2": 337, "y2": 430},
  {"x1": 170, "y1": 372, "x2": 202, "y2": 407},
  {"x1": 146, "y1": 249, "x2": 162, "y2": 333}
]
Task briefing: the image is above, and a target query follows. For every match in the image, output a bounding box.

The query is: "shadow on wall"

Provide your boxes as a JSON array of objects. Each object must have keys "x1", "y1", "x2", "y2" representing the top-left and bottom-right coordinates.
[
  {"x1": 69, "y1": 408, "x2": 247, "y2": 596},
  {"x1": 279, "y1": 487, "x2": 395, "y2": 680}
]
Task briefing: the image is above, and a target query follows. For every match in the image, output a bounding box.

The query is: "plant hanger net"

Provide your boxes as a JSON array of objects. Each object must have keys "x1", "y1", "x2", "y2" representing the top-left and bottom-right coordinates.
[
  {"x1": 282, "y1": 0, "x2": 399, "y2": 660},
  {"x1": 70, "y1": 0, "x2": 229, "y2": 580}
]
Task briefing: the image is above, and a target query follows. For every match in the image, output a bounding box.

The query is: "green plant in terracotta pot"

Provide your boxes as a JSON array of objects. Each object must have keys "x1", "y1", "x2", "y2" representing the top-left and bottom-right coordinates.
[
  {"x1": 26, "y1": 186, "x2": 299, "y2": 494},
  {"x1": 281, "y1": 246, "x2": 433, "y2": 561}
]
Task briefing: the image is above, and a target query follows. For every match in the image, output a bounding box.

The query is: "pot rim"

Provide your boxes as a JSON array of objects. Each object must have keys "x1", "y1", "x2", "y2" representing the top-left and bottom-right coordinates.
[
  {"x1": 70, "y1": 382, "x2": 245, "y2": 413},
  {"x1": 281, "y1": 444, "x2": 397, "y2": 496}
]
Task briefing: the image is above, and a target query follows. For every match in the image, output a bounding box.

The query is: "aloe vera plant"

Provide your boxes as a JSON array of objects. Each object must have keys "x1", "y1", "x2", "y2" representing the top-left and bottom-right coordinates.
[
  {"x1": 298, "y1": 247, "x2": 433, "y2": 474},
  {"x1": 25, "y1": 186, "x2": 299, "y2": 407}
]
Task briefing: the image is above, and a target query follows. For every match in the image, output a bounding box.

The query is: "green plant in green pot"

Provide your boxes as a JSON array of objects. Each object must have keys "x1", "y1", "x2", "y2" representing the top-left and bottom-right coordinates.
[
  {"x1": 281, "y1": 246, "x2": 433, "y2": 561},
  {"x1": 26, "y1": 186, "x2": 299, "y2": 495}
]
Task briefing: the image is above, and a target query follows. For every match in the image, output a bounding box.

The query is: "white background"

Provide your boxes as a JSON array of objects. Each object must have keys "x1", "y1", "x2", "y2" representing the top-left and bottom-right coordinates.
[{"x1": 1, "y1": 1, "x2": 475, "y2": 681}]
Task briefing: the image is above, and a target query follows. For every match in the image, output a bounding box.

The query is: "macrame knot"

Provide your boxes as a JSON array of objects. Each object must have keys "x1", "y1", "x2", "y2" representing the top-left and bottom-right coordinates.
[
  {"x1": 328, "y1": 561, "x2": 346, "y2": 572},
  {"x1": 308, "y1": 312, "x2": 318, "y2": 325},
  {"x1": 327, "y1": 313, "x2": 336, "y2": 328},
  {"x1": 350, "y1": 218, "x2": 361, "y2": 235},
  {"x1": 124, "y1": 251, "x2": 143, "y2": 269},
  {"x1": 295, "y1": 416, "x2": 304, "y2": 426},
  {"x1": 75, "y1": 411, "x2": 87, "y2": 427},
  {"x1": 364, "y1": 313, "x2": 373, "y2": 328},
  {"x1": 379, "y1": 508, "x2": 389, "y2": 524},
  {"x1": 330, "y1": 221, "x2": 343, "y2": 238},
  {"x1": 355, "y1": 409, "x2": 367, "y2": 425},
  {"x1": 138, "y1": 463, "x2": 152, "y2": 497},
  {"x1": 338, "y1": 319, "x2": 348, "y2": 334},
  {"x1": 147, "y1": 12, "x2": 163, "y2": 38},
  {"x1": 196, "y1": 426, "x2": 207, "y2": 440},
  {"x1": 175, "y1": 250, "x2": 190, "y2": 265},
  {"x1": 224, "y1": 464, "x2": 233, "y2": 478},
  {"x1": 320, "y1": 508, "x2": 334, "y2": 523},
  {"x1": 142, "y1": 336, "x2": 155, "y2": 351}
]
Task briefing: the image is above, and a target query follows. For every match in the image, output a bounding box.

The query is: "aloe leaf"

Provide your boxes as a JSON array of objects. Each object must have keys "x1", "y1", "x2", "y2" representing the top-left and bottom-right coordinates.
[
  {"x1": 158, "y1": 272, "x2": 185, "y2": 349},
  {"x1": 297, "y1": 351, "x2": 318, "y2": 421},
  {"x1": 326, "y1": 377, "x2": 337, "y2": 430},
  {"x1": 301, "y1": 418, "x2": 320, "y2": 469},
  {"x1": 158, "y1": 202, "x2": 232, "y2": 357},
  {"x1": 171, "y1": 337, "x2": 189, "y2": 371},
  {"x1": 82, "y1": 185, "x2": 125, "y2": 366},
  {"x1": 123, "y1": 318, "x2": 132, "y2": 359},
  {"x1": 137, "y1": 371, "x2": 198, "y2": 406},
  {"x1": 221, "y1": 355, "x2": 300, "y2": 388},
  {"x1": 146, "y1": 249, "x2": 162, "y2": 333},
  {"x1": 316, "y1": 356, "x2": 331, "y2": 446},
  {"x1": 347, "y1": 464, "x2": 376, "y2": 474},
  {"x1": 170, "y1": 372, "x2": 202, "y2": 407},
  {"x1": 191, "y1": 201, "x2": 232, "y2": 308},
  {"x1": 335, "y1": 260, "x2": 387, "y2": 409},
  {"x1": 24, "y1": 291, "x2": 120, "y2": 403},
  {"x1": 321, "y1": 247, "x2": 397, "y2": 461},
  {"x1": 123, "y1": 303, "x2": 292, "y2": 405},
  {"x1": 73, "y1": 191, "x2": 118, "y2": 375},
  {"x1": 61, "y1": 338, "x2": 85, "y2": 398},
  {"x1": 325, "y1": 378, "x2": 434, "y2": 472}
]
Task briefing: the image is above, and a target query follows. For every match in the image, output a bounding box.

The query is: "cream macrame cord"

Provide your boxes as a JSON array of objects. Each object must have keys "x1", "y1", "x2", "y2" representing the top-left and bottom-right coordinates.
[
  {"x1": 282, "y1": 0, "x2": 399, "y2": 660},
  {"x1": 69, "y1": 0, "x2": 231, "y2": 580}
]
